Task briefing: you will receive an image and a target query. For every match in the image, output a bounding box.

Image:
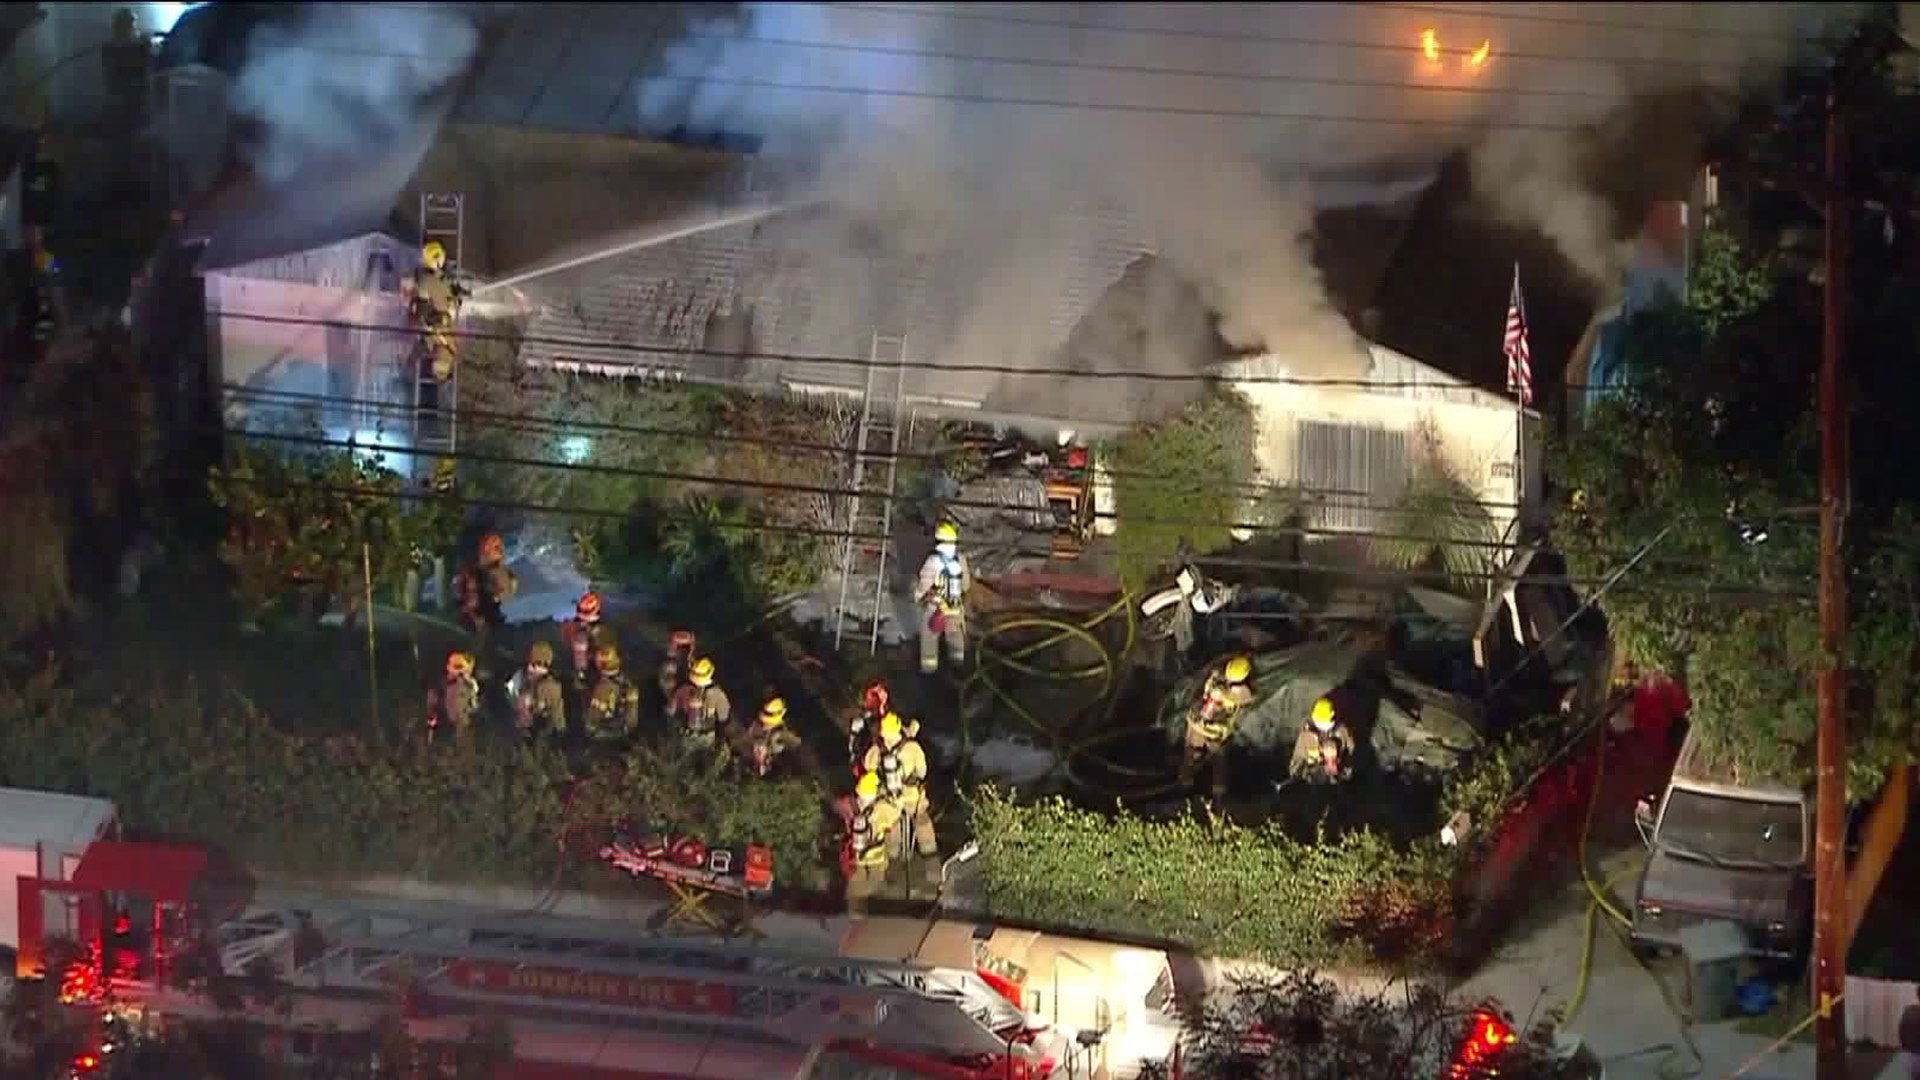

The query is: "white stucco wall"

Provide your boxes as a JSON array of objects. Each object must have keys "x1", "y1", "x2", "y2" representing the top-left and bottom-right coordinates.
[
  {"x1": 204, "y1": 275, "x2": 416, "y2": 434},
  {"x1": 1223, "y1": 345, "x2": 1542, "y2": 540}
]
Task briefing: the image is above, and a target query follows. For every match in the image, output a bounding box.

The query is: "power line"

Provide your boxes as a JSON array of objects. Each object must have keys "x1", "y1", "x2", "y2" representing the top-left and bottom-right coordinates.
[
  {"x1": 824, "y1": 2, "x2": 1805, "y2": 71},
  {"x1": 212, "y1": 310, "x2": 1534, "y2": 394},
  {"x1": 196, "y1": 468, "x2": 1810, "y2": 600},
  {"x1": 221, "y1": 426, "x2": 1776, "y2": 584},
  {"x1": 223, "y1": 383, "x2": 1523, "y2": 513},
  {"x1": 223, "y1": 426, "x2": 1540, "y2": 553}
]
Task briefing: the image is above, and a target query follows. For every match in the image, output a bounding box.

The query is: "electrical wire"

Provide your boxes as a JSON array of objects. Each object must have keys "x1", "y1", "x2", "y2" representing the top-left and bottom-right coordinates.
[
  {"x1": 211, "y1": 309, "x2": 1695, "y2": 397},
  {"x1": 823, "y1": 3, "x2": 1808, "y2": 71},
  {"x1": 219, "y1": 382, "x2": 1526, "y2": 513},
  {"x1": 214, "y1": 426, "x2": 1809, "y2": 596}
]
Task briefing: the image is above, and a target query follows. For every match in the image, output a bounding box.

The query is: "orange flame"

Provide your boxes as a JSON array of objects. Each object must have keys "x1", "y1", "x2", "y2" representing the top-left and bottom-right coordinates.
[
  {"x1": 1420, "y1": 29, "x2": 1441, "y2": 63},
  {"x1": 1466, "y1": 40, "x2": 1492, "y2": 70}
]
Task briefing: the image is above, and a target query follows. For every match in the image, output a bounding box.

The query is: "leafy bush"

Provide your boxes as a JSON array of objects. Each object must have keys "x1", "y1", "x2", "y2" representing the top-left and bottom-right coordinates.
[
  {"x1": 970, "y1": 788, "x2": 1452, "y2": 968},
  {"x1": 0, "y1": 670, "x2": 828, "y2": 891},
  {"x1": 1437, "y1": 714, "x2": 1566, "y2": 858},
  {"x1": 659, "y1": 494, "x2": 832, "y2": 604},
  {"x1": 1141, "y1": 970, "x2": 1582, "y2": 1080},
  {"x1": 1371, "y1": 420, "x2": 1498, "y2": 585},
  {"x1": 207, "y1": 441, "x2": 459, "y2": 624},
  {"x1": 1103, "y1": 391, "x2": 1257, "y2": 590}
]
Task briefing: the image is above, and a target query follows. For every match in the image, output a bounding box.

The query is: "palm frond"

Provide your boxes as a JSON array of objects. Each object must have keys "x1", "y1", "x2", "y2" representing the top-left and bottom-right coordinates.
[{"x1": 1371, "y1": 466, "x2": 1499, "y2": 585}]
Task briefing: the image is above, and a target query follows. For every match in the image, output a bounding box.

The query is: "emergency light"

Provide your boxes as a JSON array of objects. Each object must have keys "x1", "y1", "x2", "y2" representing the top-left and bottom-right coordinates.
[{"x1": 1446, "y1": 1007, "x2": 1517, "y2": 1078}]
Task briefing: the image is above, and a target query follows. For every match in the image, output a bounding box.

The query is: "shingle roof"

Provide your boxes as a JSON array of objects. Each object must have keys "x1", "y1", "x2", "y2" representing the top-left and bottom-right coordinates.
[{"x1": 515, "y1": 197, "x2": 1157, "y2": 405}]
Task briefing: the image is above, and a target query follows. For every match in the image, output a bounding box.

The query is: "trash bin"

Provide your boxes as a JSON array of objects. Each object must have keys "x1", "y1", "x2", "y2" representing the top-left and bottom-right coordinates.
[{"x1": 1679, "y1": 920, "x2": 1751, "y2": 1023}]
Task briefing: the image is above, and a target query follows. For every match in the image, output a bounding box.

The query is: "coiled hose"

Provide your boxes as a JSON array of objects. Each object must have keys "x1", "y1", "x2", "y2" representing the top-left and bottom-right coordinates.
[{"x1": 958, "y1": 593, "x2": 1191, "y2": 802}]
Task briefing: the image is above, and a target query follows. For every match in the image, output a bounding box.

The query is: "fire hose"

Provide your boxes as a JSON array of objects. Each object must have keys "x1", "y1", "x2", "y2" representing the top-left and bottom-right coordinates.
[{"x1": 958, "y1": 593, "x2": 1193, "y2": 803}]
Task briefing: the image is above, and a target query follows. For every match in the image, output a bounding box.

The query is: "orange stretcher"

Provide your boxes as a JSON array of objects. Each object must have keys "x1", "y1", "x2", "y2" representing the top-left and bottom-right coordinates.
[{"x1": 600, "y1": 830, "x2": 774, "y2": 938}]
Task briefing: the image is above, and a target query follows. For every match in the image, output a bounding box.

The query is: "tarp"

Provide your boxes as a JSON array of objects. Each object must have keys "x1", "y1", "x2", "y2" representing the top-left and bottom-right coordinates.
[{"x1": 1160, "y1": 639, "x2": 1486, "y2": 776}]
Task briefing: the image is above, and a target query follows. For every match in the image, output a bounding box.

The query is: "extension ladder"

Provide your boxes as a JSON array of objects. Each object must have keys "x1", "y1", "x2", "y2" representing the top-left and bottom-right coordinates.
[
  {"x1": 832, "y1": 334, "x2": 910, "y2": 652},
  {"x1": 412, "y1": 191, "x2": 465, "y2": 457}
]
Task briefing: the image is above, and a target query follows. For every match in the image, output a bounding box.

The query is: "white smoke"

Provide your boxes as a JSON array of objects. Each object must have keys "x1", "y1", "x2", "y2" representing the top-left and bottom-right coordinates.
[
  {"x1": 636, "y1": 2, "x2": 1852, "y2": 414},
  {"x1": 229, "y1": 3, "x2": 483, "y2": 185}
]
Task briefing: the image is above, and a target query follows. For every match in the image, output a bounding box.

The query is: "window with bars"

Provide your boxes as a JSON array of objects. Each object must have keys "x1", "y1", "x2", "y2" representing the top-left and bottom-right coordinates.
[{"x1": 1296, "y1": 420, "x2": 1411, "y2": 531}]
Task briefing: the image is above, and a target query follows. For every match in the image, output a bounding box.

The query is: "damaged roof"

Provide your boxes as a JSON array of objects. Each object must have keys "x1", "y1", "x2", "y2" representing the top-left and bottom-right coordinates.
[{"x1": 514, "y1": 195, "x2": 1159, "y2": 415}]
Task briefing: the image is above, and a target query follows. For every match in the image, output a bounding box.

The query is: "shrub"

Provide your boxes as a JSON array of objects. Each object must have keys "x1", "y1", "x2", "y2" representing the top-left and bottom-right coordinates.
[
  {"x1": 1103, "y1": 391, "x2": 1257, "y2": 590},
  {"x1": 969, "y1": 788, "x2": 1453, "y2": 968},
  {"x1": 0, "y1": 670, "x2": 828, "y2": 891}
]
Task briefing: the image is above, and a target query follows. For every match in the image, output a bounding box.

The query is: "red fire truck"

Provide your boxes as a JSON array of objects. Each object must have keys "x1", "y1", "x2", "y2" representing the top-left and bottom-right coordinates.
[{"x1": 0, "y1": 786, "x2": 1174, "y2": 1078}]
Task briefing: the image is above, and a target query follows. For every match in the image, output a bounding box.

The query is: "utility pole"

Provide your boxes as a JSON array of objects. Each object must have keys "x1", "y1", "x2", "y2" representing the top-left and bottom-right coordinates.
[{"x1": 1812, "y1": 69, "x2": 1852, "y2": 1079}]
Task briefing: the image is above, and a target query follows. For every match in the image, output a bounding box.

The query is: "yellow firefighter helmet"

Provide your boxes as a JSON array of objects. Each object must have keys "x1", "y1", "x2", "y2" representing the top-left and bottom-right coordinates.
[
  {"x1": 855, "y1": 771, "x2": 881, "y2": 799},
  {"x1": 1224, "y1": 655, "x2": 1252, "y2": 684},
  {"x1": 421, "y1": 241, "x2": 447, "y2": 271},
  {"x1": 527, "y1": 641, "x2": 554, "y2": 666},
  {"x1": 934, "y1": 521, "x2": 959, "y2": 545},
  {"x1": 761, "y1": 698, "x2": 788, "y2": 728},
  {"x1": 1311, "y1": 696, "x2": 1336, "y2": 729},
  {"x1": 879, "y1": 712, "x2": 904, "y2": 743},
  {"x1": 689, "y1": 657, "x2": 715, "y2": 687},
  {"x1": 595, "y1": 644, "x2": 621, "y2": 673}
]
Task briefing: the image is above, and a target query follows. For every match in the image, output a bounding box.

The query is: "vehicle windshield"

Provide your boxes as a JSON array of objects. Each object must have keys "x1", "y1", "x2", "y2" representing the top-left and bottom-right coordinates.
[{"x1": 1658, "y1": 788, "x2": 1804, "y2": 867}]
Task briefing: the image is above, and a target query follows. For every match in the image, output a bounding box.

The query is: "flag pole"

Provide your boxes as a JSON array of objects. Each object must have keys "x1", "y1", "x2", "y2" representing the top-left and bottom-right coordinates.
[{"x1": 1511, "y1": 262, "x2": 1526, "y2": 524}]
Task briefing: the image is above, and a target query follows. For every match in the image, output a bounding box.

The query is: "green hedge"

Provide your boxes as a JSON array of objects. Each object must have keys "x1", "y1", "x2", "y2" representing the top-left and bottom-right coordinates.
[
  {"x1": 0, "y1": 671, "x2": 828, "y2": 892},
  {"x1": 970, "y1": 788, "x2": 1455, "y2": 968},
  {"x1": 1104, "y1": 391, "x2": 1258, "y2": 590}
]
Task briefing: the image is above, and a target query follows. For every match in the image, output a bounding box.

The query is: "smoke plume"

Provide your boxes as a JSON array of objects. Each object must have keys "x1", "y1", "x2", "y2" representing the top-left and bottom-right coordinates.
[
  {"x1": 637, "y1": 2, "x2": 1852, "y2": 421},
  {"x1": 229, "y1": 3, "x2": 483, "y2": 186}
]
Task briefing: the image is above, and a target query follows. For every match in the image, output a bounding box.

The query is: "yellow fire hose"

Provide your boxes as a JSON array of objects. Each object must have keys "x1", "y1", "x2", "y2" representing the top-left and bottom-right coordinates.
[{"x1": 959, "y1": 592, "x2": 1191, "y2": 801}]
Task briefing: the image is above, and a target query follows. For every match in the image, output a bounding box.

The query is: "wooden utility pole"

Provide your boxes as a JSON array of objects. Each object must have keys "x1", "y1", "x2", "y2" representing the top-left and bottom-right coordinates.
[{"x1": 1812, "y1": 74, "x2": 1852, "y2": 1078}]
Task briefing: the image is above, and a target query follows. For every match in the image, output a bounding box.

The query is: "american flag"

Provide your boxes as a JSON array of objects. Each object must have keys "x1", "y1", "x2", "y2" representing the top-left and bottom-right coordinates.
[{"x1": 1503, "y1": 267, "x2": 1533, "y2": 406}]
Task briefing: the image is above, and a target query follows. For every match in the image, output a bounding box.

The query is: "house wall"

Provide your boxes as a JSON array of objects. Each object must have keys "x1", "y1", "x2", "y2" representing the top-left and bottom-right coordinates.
[
  {"x1": 1233, "y1": 381, "x2": 1537, "y2": 540},
  {"x1": 204, "y1": 274, "x2": 415, "y2": 443}
]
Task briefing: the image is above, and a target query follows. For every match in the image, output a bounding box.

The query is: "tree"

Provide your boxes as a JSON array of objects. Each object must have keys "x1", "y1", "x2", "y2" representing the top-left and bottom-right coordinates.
[
  {"x1": 0, "y1": 328, "x2": 156, "y2": 645},
  {"x1": 1137, "y1": 970, "x2": 1585, "y2": 1080},
  {"x1": 206, "y1": 440, "x2": 458, "y2": 626},
  {"x1": 1103, "y1": 390, "x2": 1259, "y2": 589},
  {"x1": 1372, "y1": 419, "x2": 1499, "y2": 586},
  {"x1": 1554, "y1": 210, "x2": 1920, "y2": 794}
]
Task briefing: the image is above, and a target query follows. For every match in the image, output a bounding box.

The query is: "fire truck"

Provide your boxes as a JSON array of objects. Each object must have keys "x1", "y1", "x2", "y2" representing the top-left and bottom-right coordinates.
[{"x1": 0, "y1": 786, "x2": 1184, "y2": 1079}]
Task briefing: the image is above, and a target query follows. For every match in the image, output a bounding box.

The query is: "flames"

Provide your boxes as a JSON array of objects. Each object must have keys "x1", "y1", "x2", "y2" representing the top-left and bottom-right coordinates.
[{"x1": 1418, "y1": 29, "x2": 1494, "y2": 73}]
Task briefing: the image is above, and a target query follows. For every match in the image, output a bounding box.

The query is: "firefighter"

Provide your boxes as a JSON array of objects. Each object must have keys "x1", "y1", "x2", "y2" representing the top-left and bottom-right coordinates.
[
  {"x1": 845, "y1": 770, "x2": 902, "y2": 918},
  {"x1": 745, "y1": 697, "x2": 802, "y2": 778},
  {"x1": 432, "y1": 651, "x2": 481, "y2": 748},
  {"x1": 561, "y1": 591, "x2": 615, "y2": 691},
  {"x1": 508, "y1": 641, "x2": 567, "y2": 741},
  {"x1": 847, "y1": 681, "x2": 890, "y2": 773},
  {"x1": 584, "y1": 645, "x2": 640, "y2": 745},
  {"x1": 656, "y1": 629, "x2": 697, "y2": 705},
  {"x1": 1178, "y1": 654, "x2": 1255, "y2": 798},
  {"x1": 915, "y1": 522, "x2": 972, "y2": 675},
  {"x1": 1290, "y1": 696, "x2": 1356, "y2": 782},
  {"x1": 862, "y1": 713, "x2": 936, "y2": 889},
  {"x1": 454, "y1": 533, "x2": 517, "y2": 635},
  {"x1": 670, "y1": 657, "x2": 732, "y2": 760},
  {"x1": 404, "y1": 241, "x2": 466, "y2": 381}
]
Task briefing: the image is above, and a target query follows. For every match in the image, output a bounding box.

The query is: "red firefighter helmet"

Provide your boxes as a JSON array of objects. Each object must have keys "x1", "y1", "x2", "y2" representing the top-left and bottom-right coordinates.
[
  {"x1": 576, "y1": 591, "x2": 603, "y2": 621},
  {"x1": 478, "y1": 534, "x2": 505, "y2": 562},
  {"x1": 862, "y1": 681, "x2": 890, "y2": 713}
]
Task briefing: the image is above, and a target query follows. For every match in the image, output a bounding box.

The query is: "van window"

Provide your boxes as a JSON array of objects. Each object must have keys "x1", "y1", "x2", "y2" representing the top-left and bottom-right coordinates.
[{"x1": 1660, "y1": 789, "x2": 1803, "y2": 866}]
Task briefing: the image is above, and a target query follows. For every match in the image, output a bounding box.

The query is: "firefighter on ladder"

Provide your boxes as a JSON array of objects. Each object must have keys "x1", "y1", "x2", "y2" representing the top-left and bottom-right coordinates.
[
  {"x1": 403, "y1": 240, "x2": 468, "y2": 382},
  {"x1": 1290, "y1": 696, "x2": 1356, "y2": 782},
  {"x1": 863, "y1": 713, "x2": 938, "y2": 894},
  {"x1": 1179, "y1": 654, "x2": 1255, "y2": 798},
  {"x1": 431, "y1": 651, "x2": 481, "y2": 749},
  {"x1": 746, "y1": 697, "x2": 801, "y2": 779},
  {"x1": 845, "y1": 770, "x2": 902, "y2": 918},
  {"x1": 847, "y1": 681, "x2": 890, "y2": 774},
  {"x1": 916, "y1": 522, "x2": 972, "y2": 675},
  {"x1": 509, "y1": 641, "x2": 567, "y2": 742},
  {"x1": 454, "y1": 533, "x2": 517, "y2": 637},
  {"x1": 671, "y1": 657, "x2": 732, "y2": 763},
  {"x1": 584, "y1": 644, "x2": 640, "y2": 746},
  {"x1": 561, "y1": 591, "x2": 614, "y2": 692}
]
